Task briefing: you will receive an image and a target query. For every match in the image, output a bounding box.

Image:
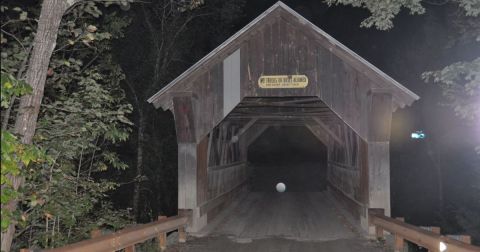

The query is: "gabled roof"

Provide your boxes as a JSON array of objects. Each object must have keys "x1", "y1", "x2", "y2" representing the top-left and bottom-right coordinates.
[{"x1": 148, "y1": 1, "x2": 419, "y2": 108}]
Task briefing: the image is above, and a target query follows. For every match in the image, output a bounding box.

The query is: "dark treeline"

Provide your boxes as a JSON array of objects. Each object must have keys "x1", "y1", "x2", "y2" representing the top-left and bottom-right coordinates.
[{"x1": 110, "y1": 0, "x2": 246, "y2": 222}]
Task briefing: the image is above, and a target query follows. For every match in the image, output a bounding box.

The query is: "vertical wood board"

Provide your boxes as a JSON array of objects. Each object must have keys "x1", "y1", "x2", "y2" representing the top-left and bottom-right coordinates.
[{"x1": 223, "y1": 49, "x2": 241, "y2": 117}]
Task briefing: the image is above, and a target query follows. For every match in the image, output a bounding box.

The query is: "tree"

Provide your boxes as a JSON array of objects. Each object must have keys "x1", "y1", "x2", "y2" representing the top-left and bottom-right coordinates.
[
  {"x1": 1, "y1": 1, "x2": 72, "y2": 250},
  {"x1": 114, "y1": 0, "x2": 245, "y2": 221},
  {"x1": 1, "y1": 0, "x2": 133, "y2": 250},
  {"x1": 1, "y1": 73, "x2": 46, "y2": 236}
]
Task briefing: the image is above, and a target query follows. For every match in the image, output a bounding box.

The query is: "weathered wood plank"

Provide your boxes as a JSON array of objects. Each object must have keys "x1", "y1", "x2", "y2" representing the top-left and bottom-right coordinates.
[
  {"x1": 172, "y1": 96, "x2": 196, "y2": 143},
  {"x1": 313, "y1": 117, "x2": 343, "y2": 145},
  {"x1": 367, "y1": 142, "x2": 391, "y2": 216},
  {"x1": 223, "y1": 49, "x2": 241, "y2": 117},
  {"x1": 368, "y1": 92, "x2": 393, "y2": 142},
  {"x1": 197, "y1": 136, "x2": 209, "y2": 205},
  {"x1": 305, "y1": 123, "x2": 329, "y2": 145},
  {"x1": 212, "y1": 62, "x2": 224, "y2": 124},
  {"x1": 178, "y1": 143, "x2": 197, "y2": 209}
]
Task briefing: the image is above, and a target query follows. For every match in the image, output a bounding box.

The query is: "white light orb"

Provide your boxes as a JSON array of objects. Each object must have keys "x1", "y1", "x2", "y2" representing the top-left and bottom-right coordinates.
[
  {"x1": 439, "y1": 241, "x2": 447, "y2": 252},
  {"x1": 276, "y1": 182, "x2": 286, "y2": 193}
]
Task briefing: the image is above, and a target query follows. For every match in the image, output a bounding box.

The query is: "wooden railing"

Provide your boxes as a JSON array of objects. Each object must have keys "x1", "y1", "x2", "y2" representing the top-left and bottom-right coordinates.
[
  {"x1": 369, "y1": 209, "x2": 480, "y2": 252},
  {"x1": 22, "y1": 215, "x2": 189, "y2": 252}
]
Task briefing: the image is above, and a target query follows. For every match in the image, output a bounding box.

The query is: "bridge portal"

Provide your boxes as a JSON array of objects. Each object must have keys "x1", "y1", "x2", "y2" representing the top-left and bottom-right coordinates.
[{"x1": 148, "y1": 1, "x2": 419, "y2": 237}]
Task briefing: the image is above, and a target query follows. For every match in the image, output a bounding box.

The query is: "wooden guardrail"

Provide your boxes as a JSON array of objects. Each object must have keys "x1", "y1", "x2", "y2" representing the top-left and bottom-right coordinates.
[
  {"x1": 22, "y1": 215, "x2": 189, "y2": 252},
  {"x1": 368, "y1": 208, "x2": 480, "y2": 252}
]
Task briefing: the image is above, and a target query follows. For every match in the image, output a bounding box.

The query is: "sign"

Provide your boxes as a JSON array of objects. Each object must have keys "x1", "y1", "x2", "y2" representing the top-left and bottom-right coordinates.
[{"x1": 258, "y1": 75, "x2": 308, "y2": 89}]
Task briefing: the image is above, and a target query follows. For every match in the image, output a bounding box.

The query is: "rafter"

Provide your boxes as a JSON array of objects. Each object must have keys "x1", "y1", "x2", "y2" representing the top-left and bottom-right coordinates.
[
  {"x1": 312, "y1": 117, "x2": 343, "y2": 145},
  {"x1": 231, "y1": 118, "x2": 258, "y2": 143}
]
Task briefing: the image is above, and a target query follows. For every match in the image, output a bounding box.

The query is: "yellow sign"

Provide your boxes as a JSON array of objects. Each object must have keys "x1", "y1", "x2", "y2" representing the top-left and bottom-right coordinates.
[{"x1": 258, "y1": 75, "x2": 308, "y2": 88}]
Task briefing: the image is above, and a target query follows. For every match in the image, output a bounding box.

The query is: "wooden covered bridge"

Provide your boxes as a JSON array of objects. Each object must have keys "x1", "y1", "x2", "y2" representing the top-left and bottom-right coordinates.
[
  {"x1": 39, "y1": 2, "x2": 480, "y2": 252},
  {"x1": 146, "y1": 0, "x2": 419, "y2": 234}
]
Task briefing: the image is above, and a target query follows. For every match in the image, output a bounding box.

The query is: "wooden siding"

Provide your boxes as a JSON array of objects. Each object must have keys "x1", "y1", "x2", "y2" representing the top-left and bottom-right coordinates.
[
  {"x1": 223, "y1": 49, "x2": 241, "y2": 117},
  {"x1": 177, "y1": 143, "x2": 197, "y2": 209},
  {"x1": 169, "y1": 16, "x2": 378, "y2": 143},
  {"x1": 196, "y1": 136, "x2": 209, "y2": 206},
  {"x1": 149, "y1": 2, "x2": 418, "y2": 111},
  {"x1": 327, "y1": 123, "x2": 366, "y2": 203},
  {"x1": 208, "y1": 162, "x2": 248, "y2": 200}
]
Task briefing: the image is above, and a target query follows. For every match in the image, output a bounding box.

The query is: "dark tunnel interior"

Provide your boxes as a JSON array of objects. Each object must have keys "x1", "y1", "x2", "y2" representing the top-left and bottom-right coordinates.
[{"x1": 247, "y1": 126, "x2": 328, "y2": 192}]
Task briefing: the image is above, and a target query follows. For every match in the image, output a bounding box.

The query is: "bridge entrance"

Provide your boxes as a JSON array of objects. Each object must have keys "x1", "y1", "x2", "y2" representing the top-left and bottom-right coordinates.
[
  {"x1": 185, "y1": 96, "x2": 367, "y2": 240},
  {"x1": 148, "y1": 2, "x2": 419, "y2": 238},
  {"x1": 248, "y1": 125, "x2": 327, "y2": 192}
]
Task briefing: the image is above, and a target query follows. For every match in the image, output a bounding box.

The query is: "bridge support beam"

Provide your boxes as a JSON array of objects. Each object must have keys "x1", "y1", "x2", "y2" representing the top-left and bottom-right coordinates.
[
  {"x1": 172, "y1": 95, "x2": 208, "y2": 232},
  {"x1": 363, "y1": 91, "x2": 393, "y2": 233}
]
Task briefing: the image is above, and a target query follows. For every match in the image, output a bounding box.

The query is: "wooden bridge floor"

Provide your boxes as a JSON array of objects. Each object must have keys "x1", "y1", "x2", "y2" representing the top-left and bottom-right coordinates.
[{"x1": 168, "y1": 192, "x2": 388, "y2": 251}]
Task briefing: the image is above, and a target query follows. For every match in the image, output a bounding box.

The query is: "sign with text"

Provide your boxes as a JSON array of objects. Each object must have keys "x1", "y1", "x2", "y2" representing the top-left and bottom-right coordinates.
[{"x1": 258, "y1": 75, "x2": 308, "y2": 89}]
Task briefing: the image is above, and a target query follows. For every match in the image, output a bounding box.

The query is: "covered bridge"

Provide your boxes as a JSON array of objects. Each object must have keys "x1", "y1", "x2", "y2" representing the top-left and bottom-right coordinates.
[{"x1": 148, "y1": 1, "x2": 419, "y2": 236}]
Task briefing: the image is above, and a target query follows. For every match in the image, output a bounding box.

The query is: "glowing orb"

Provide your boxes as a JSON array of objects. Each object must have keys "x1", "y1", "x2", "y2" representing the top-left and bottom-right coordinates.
[
  {"x1": 276, "y1": 182, "x2": 286, "y2": 192},
  {"x1": 439, "y1": 241, "x2": 447, "y2": 252},
  {"x1": 411, "y1": 131, "x2": 425, "y2": 139}
]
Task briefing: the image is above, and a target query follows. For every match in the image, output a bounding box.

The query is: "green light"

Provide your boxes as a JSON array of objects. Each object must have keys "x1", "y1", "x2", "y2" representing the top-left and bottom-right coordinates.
[{"x1": 411, "y1": 131, "x2": 425, "y2": 139}]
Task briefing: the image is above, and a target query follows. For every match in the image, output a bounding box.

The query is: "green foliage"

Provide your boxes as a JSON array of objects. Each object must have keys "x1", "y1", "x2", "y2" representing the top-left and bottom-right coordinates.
[
  {"x1": 2, "y1": 1, "x2": 133, "y2": 249},
  {"x1": 1, "y1": 130, "x2": 47, "y2": 231},
  {"x1": 324, "y1": 0, "x2": 425, "y2": 30},
  {"x1": 457, "y1": 0, "x2": 480, "y2": 16},
  {"x1": 1, "y1": 72, "x2": 31, "y2": 107},
  {"x1": 423, "y1": 58, "x2": 480, "y2": 124},
  {"x1": 325, "y1": 0, "x2": 480, "y2": 30},
  {"x1": 1, "y1": 73, "x2": 47, "y2": 232}
]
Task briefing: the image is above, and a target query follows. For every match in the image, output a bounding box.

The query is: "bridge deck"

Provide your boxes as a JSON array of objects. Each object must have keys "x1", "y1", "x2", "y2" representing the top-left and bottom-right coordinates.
[{"x1": 170, "y1": 192, "x2": 386, "y2": 251}]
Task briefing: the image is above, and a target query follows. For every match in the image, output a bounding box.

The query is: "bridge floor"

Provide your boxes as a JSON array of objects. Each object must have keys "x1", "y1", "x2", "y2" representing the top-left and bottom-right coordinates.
[{"x1": 170, "y1": 192, "x2": 387, "y2": 251}]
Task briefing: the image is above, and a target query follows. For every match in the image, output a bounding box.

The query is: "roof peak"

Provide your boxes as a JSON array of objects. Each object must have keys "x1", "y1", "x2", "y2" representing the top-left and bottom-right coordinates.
[{"x1": 148, "y1": 1, "x2": 419, "y2": 108}]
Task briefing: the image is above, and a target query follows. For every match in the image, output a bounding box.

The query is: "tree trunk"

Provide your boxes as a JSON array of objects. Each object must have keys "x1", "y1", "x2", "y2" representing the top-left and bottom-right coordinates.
[
  {"x1": 132, "y1": 110, "x2": 145, "y2": 221},
  {"x1": 1, "y1": 0, "x2": 69, "y2": 251}
]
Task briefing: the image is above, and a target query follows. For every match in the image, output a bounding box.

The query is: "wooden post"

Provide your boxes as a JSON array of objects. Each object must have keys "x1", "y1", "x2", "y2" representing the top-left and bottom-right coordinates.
[
  {"x1": 368, "y1": 208, "x2": 385, "y2": 238},
  {"x1": 461, "y1": 235, "x2": 472, "y2": 244},
  {"x1": 157, "y1": 216, "x2": 168, "y2": 251},
  {"x1": 375, "y1": 226, "x2": 384, "y2": 240},
  {"x1": 366, "y1": 92, "x2": 393, "y2": 217},
  {"x1": 178, "y1": 226, "x2": 187, "y2": 243},
  {"x1": 125, "y1": 245, "x2": 135, "y2": 252},
  {"x1": 394, "y1": 217, "x2": 405, "y2": 252}
]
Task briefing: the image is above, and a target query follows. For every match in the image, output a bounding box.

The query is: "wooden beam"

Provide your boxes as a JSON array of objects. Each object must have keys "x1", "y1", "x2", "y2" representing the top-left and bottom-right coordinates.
[
  {"x1": 246, "y1": 124, "x2": 269, "y2": 146},
  {"x1": 43, "y1": 216, "x2": 189, "y2": 252},
  {"x1": 227, "y1": 115, "x2": 332, "y2": 120},
  {"x1": 196, "y1": 136, "x2": 209, "y2": 206},
  {"x1": 367, "y1": 92, "x2": 393, "y2": 142},
  {"x1": 305, "y1": 123, "x2": 329, "y2": 144},
  {"x1": 236, "y1": 103, "x2": 329, "y2": 108},
  {"x1": 172, "y1": 96, "x2": 196, "y2": 143},
  {"x1": 369, "y1": 210, "x2": 480, "y2": 252},
  {"x1": 312, "y1": 117, "x2": 343, "y2": 145},
  {"x1": 231, "y1": 118, "x2": 257, "y2": 143},
  {"x1": 230, "y1": 111, "x2": 333, "y2": 116},
  {"x1": 240, "y1": 97, "x2": 321, "y2": 105},
  {"x1": 177, "y1": 143, "x2": 197, "y2": 209}
]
